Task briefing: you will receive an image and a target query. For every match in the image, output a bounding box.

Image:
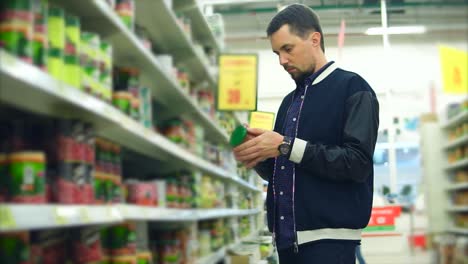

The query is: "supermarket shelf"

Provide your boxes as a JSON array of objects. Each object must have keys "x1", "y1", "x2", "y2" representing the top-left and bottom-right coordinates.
[
  {"x1": 196, "y1": 229, "x2": 262, "y2": 264},
  {"x1": 445, "y1": 159, "x2": 468, "y2": 171},
  {"x1": 196, "y1": 247, "x2": 227, "y2": 264},
  {"x1": 447, "y1": 205, "x2": 468, "y2": 212},
  {"x1": 0, "y1": 204, "x2": 261, "y2": 232},
  {"x1": 0, "y1": 204, "x2": 122, "y2": 232},
  {"x1": 442, "y1": 110, "x2": 468, "y2": 129},
  {"x1": 449, "y1": 227, "x2": 468, "y2": 235},
  {"x1": 136, "y1": 0, "x2": 217, "y2": 86},
  {"x1": 447, "y1": 182, "x2": 468, "y2": 191},
  {"x1": 444, "y1": 134, "x2": 468, "y2": 150},
  {"x1": 175, "y1": 0, "x2": 222, "y2": 52},
  {"x1": 0, "y1": 50, "x2": 256, "y2": 192},
  {"x1": 50, "y1": 0, "x2": 226, "y2": 144},
  {"x1": 121, "y1": 205, "x2": 260, "y2": 222}
]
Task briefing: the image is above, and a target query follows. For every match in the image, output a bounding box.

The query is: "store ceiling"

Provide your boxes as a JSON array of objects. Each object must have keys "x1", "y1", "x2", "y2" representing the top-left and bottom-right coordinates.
[{"x1": 200, "y1": 0, "x2": 468, "y2": 50}]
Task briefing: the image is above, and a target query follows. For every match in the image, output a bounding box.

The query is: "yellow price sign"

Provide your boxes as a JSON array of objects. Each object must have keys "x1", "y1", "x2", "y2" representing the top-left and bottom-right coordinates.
[
  {"x1": 53, "y1": 208, "x2": 68, "y2": 225},
  {"x1": 249, "y1": 111, "x2": 275, "y2": 131},
  {"x1": 439, "y1": 45, "x2": 468, "y2": 95},
  {"x1": 218, "y1": 54, "x2": 258, "y2": 111},
  {"x1": 79, "y1": 207, "x2": 91, "y2": 223},
  {"x1": 0, "y1": 206, "x2": 16, "y2": 229}
]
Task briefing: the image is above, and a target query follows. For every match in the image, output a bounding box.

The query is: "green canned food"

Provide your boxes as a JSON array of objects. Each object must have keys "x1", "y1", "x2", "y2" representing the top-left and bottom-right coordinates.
[
  {"x1": 64, "y1": 54, "x2": 80, "y2": 88},
  {"x1": 0, "y1": 0, "x2": 34, "y2": 63},
  {"x1": 137, "y1": 251, "x2": 152, "y2": 264},
  {"x1": 8, "y1": 151, "x2": 46, "y2": 203},
  {"x1": 47, "y1": 6, "x2": 64, "y2": 50},
  {"x1": 32, "y1": 0, "x2": 48, "y2": 70},
  {"x1": 115, "y1": 0, "x2": 134, "y2": 31},
  {"x1": 108, "y1": 222, "x2": 136, "y2": 256},
  {"x1": 0, "y1": 154, "x2": 7, "y2": 201},
  {"x1": 112, "y1": 92, "x2": 132, "y2": 115},
  {"x1": 65, "y1": 14, "x2": 79, "y2": 56},
  {"x1": 0, "y1": 232, "x2": 30, "y2": 264},
  {"x1": 47, "y1": 47, "x2": 63, "y2": 81}
]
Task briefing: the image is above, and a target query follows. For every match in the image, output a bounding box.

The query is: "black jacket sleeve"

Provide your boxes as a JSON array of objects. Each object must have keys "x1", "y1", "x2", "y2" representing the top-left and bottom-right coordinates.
[
  {"x1": 254, "y1": 158, "x2": 274, "y2": 181},
  {"x1": 296, "y1": 90, "x2": 379, "y2": 182}
]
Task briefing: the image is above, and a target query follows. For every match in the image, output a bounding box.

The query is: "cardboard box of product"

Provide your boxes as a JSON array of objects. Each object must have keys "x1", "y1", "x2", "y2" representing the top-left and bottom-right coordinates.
[{"x1": 227, "y1": 244, "x2": 261, "y2": 264}]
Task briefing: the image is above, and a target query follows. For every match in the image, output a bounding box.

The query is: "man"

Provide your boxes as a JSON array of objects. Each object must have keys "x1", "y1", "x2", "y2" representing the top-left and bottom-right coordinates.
[{"x1": 233, "y1": 4, "x2": 379, "y2": 263}]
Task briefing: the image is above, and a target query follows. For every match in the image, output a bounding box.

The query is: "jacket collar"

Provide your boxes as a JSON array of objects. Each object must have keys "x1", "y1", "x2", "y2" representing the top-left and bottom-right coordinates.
[{"x1": 312, "y1": 61, "x2": 338, "y2": 85}]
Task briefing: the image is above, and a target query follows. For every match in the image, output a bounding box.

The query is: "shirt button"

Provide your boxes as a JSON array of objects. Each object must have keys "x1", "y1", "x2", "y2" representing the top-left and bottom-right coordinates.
[
  {"x1": 281, "y1": 166, "x2": 285, "y2": 170},
  {"x1": 280, "y1": 216, "x2": 285, "y2": 220},
  {"x1": 301, "y1": 95, "x2": 304, "y2": 99},
  {"x1": 280, "y1": 191, "x2": 283, "y2": 195},
  {"x1": 293, "y1": 118, "x2": 297, "y2": 122}
]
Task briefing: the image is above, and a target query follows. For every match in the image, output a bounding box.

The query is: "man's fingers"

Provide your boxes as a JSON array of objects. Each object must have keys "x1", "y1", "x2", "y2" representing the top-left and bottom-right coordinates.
[
  {"x1": 233, "y1": 136, "x2": 258, "y2": 152},
  {"x1": 236, "y1": 151, "x2": 260, "y2": 162},
  {"x1": 247, "y1": 127, "x2": 266, "y2": 136}
]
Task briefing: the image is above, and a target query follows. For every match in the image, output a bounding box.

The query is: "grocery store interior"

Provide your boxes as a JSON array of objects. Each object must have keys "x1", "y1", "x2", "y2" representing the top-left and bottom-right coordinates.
[{"x1": 0, "y1": 0, "x2": 466, "y2": 263}]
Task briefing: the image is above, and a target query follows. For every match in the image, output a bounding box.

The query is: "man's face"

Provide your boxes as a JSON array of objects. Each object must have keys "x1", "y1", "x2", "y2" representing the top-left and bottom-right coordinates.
[{"x1": 270, "y1": 24, "x2": 316, "y2": 81}]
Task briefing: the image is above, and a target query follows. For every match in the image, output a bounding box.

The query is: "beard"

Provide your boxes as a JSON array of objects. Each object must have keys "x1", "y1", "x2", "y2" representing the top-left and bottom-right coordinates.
[
  {"x1": 291, "y1": 70, "x2": 313, "y2": 85},
  {"x1": 285, "y1": 64, "x2": 314, "y2": 84}
]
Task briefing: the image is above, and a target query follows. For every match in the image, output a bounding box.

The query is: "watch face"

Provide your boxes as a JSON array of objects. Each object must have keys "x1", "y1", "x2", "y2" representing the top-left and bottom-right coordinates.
[{"x1": 279, "y1": 143, "x2": 290, "y2": 155}]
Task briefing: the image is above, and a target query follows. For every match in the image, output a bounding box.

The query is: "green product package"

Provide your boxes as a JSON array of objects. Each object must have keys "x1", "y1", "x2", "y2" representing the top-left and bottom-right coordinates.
[
  {"x1": 0, "y1": 233, "x2": 30, "y2": 264},
  {"x1": 230, "y1": 125, "x2": 247, "y2": 147},
  {"x1": 63, "y1": 55, "x2": 80, "y2": 88},
  {"x1": 65, "y1": 14, "x2": 80, "y2": 55},
  {"x1": 8, "y1": 153, "x2": 45, "y2": 198},
  {"x1": 32, "y1": 0, "x2": 48, "y2": 69},
  {"x1": 47, "y1": 47, "x2": 63, "y2": 81},
  {"x1": 0, "y1": 0, "x2": 34, "y2": 62},
  {"x1": 112, "y1": 92, "x2": 131, "y2": 115},
  {"x1": 47, "y1": 6, "x2": 65, "y2": 50}
]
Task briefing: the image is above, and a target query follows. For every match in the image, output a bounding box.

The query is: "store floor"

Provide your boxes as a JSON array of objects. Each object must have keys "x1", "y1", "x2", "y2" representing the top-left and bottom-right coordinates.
[{"x1": 361, "y1": 250, "x2": 432, "y2": 264}]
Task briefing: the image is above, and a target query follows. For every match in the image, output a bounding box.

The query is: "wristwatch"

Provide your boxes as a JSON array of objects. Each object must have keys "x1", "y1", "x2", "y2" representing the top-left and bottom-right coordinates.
[{"x1": 278, "y1": 136, "x2": 293, "y2": 156}]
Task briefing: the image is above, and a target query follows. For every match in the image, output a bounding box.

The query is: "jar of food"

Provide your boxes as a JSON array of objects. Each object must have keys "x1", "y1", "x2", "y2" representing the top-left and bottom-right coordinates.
[
  {"x1": 0, "y1": 0, "x2": 34, "y2": 63},
  {"x1": 8, "y1": 151, "x2": 46, "y2": 203}
]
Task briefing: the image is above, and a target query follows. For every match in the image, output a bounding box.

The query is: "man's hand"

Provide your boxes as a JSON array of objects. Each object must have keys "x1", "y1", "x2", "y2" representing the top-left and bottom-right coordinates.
[{"x1": 233, "y1": 128, "x2": 284, "y2": 168}]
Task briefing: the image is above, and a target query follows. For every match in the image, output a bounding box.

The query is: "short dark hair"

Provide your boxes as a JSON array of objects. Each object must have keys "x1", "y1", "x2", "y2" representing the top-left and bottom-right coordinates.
[{"x1": 266, "y1": 4, "x2": 325, "y2": 52}]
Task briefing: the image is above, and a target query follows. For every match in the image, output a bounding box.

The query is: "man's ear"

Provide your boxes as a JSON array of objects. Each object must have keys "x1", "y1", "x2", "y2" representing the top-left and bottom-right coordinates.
[{"x1": 310, "y1": 31, "x2": 321, "y2": 47}]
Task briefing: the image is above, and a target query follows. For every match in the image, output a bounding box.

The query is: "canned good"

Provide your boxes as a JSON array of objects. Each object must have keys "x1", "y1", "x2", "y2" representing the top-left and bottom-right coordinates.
[
  {"x1": 0, "y1": 0, "x2": 34, "y2": 63},
  {"x1": 47, "y1": 47, "x2": 63, "y2": 81},
  {"x1": 64, "y1": 14, "x2": 81, "y2": 88},
  {"x1": 0, "y1": 232, "x2": 30, "y2": 264},
  {"x1": 32, "y1": 0, "x2": 48, "y2": 70},
  {"x1": 130, "y1": 97, "x2": 140, "y2": 121},
  {"x1": 53, "y1": 161, "x2": 87, "y2": 204},
  {"x1": 8, "y1": 151, "x2": 46, "y2": 203},
  {"x1": 115, "y1": 0, "x2": 134, "y2": 31},
  {"x1": 0, "y1": 153, "x2": 7, "y2": 201},
  {"x1": 47, "y1": 6, "x2": 64, "y2": 50},
  {"x1": 137, "y1": 251, "x2": 153, "y2": 264},
  {"x1": 71, "y1": 227, "x2": 103, "y2": 264},
  {"x1": 113, "y1": 91, "x2": 132, "y2": 115},
  {"x1": 94, "y1": 171, "x2": 109, "y2": 204},
  {"x1": 108, "y1": 222, "x2": 137, "y2": 256}
]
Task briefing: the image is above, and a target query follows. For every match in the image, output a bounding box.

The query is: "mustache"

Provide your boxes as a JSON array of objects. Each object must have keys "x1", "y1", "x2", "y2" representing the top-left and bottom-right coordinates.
[{"x1": 284, "y1": 66, "x2": 296, "y2": 71}]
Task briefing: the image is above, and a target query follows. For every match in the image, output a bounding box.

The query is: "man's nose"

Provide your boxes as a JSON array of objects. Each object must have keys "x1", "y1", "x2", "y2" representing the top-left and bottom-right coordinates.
[{"x1": 279, "y1": 54, "x2": 288, "y2": 66}]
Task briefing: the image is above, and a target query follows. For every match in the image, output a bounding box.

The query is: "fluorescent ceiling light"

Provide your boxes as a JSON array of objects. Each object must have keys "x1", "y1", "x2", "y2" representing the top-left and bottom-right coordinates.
[{"x1": 365, "y1": 26, "x2": 427, "y2": 35}]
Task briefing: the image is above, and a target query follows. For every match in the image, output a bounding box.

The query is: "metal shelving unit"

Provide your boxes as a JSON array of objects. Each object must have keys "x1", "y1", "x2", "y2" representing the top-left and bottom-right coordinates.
[
  {"x1": 0, "y1": 204, "x2": 260, "y2": 232},
  {"x1": 0, "y1": 50, "x2": 259, "y2": 192},
  {"x1": 0, "y1": 1, "x2": 263, "y2": 262},
  {"x1": 49, "y1": 0, "x2": 225, "y2": 143},
  {"x1": 175, "y1": 0, "x2": 223, "y2": 53},
  {"x1": 135, "y1": 0, "x2": 217, "y2": 85}
]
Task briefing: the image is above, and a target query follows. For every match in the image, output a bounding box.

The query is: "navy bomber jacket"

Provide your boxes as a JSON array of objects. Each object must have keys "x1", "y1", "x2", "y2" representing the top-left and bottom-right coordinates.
[{"x1": 256, "y1": 62, "x2": 379, "y2": 246}]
